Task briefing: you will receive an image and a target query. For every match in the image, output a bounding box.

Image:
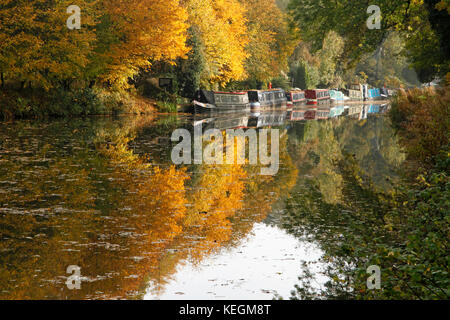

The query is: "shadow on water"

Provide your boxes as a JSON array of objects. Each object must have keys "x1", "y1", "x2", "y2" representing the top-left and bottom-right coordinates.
[{"x1": 0, "y1": 103, "x2": 406, "y2": 299}]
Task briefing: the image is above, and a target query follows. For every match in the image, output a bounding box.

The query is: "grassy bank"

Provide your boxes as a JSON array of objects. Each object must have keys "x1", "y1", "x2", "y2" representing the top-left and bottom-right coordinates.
[{"x1": 0, "y1": 87, "x2": 168, "y2": 120}]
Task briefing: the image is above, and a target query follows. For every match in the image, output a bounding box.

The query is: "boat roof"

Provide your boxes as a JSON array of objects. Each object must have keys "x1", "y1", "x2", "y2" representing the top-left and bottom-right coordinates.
[
  {"x1": 214, "y1": 91, "x2": 247, "y2": 95},
  {"x1": 248, "y1": 88, "x2": 285, "y2": 92}
]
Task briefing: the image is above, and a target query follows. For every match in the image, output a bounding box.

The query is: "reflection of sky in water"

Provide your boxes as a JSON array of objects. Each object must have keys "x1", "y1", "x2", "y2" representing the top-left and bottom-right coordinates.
[{"x1": 145, "y1": 223, "x2": 326, "y2": 300}]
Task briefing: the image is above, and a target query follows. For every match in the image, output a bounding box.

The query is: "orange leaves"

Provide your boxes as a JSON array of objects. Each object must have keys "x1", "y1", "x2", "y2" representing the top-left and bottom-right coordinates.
[
  {"x1": 0, "y1": 0, "x2": 295, "y2": 90},
  {"x1": 0, "y1": 0, "x2": 189, "y2": 90},
  {"x1": 98, "y1": 0, "x2": 189, "y2": 88}
]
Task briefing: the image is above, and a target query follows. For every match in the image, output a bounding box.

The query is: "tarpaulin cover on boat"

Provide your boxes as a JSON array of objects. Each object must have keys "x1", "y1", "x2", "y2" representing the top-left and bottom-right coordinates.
[{"x1": 195, "y1": 90, "x2": 215, "y2": 104}]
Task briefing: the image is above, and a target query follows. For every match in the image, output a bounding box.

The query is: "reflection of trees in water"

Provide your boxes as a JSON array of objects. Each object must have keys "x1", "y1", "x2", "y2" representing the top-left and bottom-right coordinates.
[
  {"x1": 0, "y1": 117, "x2": 298, "y2": 299},
  {"x1": 287, "y1": 116, "x2": 405, "y2": 205},
  {"x1": 282, "y1": 116, "x2": 408, "y2": 299}
]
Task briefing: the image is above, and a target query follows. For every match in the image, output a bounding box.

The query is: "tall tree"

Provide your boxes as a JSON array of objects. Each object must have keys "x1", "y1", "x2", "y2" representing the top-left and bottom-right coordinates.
[
  {"x1": 241, "y1": 0, "x2": 297, "y2": 82},
  {"x1": 288, "y1": 0, "x2": 447, "y2": 81},
  {"x1": 0, "y1": 0, "x2": 97, "y2": 90},
  {"x1": 182, "y1": 0, "x2": 248, "y2": 87}
]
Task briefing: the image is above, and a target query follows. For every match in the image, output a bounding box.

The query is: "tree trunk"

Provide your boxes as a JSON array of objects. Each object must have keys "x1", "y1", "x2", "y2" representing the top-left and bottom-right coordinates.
[{"x1": 1, "y1": 73, "x2": 4, "y2": 88}]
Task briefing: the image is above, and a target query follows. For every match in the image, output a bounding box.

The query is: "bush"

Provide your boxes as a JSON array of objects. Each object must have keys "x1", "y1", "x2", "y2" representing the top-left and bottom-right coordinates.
[
  {"x1": 156, "y1": 101, "x2": 177, "y2": 113},
  {"x1": 0, "y1": 86, "x2": 144, "y2": 119},
  {"x1": 389, "y1": 86, "x2": 450, "y2": 166}
]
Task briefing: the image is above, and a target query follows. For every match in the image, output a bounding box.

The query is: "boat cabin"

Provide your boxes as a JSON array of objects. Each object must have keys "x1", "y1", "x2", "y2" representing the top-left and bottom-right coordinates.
[
  {"x1": 248, "y1": 89, "x2": 287, "y2": 111},
  {"x1": 286, "y1": 90, "x2": 306, "y2": 103},
  {"x1": 194, "y1": 90, "x2": 250, "y2": 113},
  {"x1": 305, "y1": 89, "x2": 330, "y2": 105}
]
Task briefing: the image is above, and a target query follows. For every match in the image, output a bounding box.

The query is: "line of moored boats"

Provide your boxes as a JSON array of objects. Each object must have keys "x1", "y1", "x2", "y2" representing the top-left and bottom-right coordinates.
[{"x1": 192, "y1": 84, "x2": 395, "y2": 113}]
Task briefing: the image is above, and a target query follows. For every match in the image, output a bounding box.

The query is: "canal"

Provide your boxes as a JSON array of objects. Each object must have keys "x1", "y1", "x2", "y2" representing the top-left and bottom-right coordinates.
[{"x1": 0, "y1": 104, "x2": 406, "y2": 299}]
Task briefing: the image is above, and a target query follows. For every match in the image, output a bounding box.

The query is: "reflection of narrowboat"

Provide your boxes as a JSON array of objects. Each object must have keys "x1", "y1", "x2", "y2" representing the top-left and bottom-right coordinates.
[
  {"x1": 367, "y1": 104, "x2": 381, "y2": 114},
  {"x1": 305, "y1": 89, "x2": 330, "y2": 105},
  {"x1": 316, "y1": 108, "x2": 331, "y2": 120},
  {"x1": 289, "y1": 109, "x2": 306, "y2": 121},
  {"x1": 193, "y1": 90, "x2": 250, "y2": 113},
  {"x1": 347, "y1": 105, "x2": 362, "y2": 117},
  {"x1": 247, "y1": 111, "x2": 287, "y2": 128},
  {"x1": 329, "y1": 105, "x2": 345, "y2": 118},
  {"x1": 304, "y1": 110, "x2": 317, "y2": 120},
  {"x1": 194, "y1": 114, "x2": 249, "y2": 131},
  {"x1": 248, "y1": 89, "x2": 287, "y2": 112},
  {"x1": 285, "y1": 90, "x2": 306, "y2": 108}
]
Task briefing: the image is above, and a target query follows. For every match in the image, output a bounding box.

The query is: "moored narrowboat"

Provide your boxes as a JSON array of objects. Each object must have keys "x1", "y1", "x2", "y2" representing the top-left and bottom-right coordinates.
[
  {"x1": 193, "y1": 90, "x2": 250, "y2": 113},
  {"x1": 366, "y1": 88, "x2": 382, "y2": 100},
  {"x1": 348, "y1": 84, "x2": 363, "y2": 101},
  {"x1": 248, "y1": 89, "x2": 287, "y2": 112},
  {"x1": 329, "y1": 90, "x2": 345, "y2": 103},
  {"x1": 285, "y1": 90, "x2": 306, "y2": 108},
  {"x1": 305, "y1": 89, "x2": 330, "y2": 105}
]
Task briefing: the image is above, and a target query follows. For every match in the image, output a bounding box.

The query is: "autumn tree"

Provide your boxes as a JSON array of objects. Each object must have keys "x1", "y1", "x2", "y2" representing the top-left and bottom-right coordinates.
[
  {"x1": 182, "y1": 0, "x2": 248, "y2": 87},
  {"x1": 93, "y1": 0, "x2": 189, "y2": 89},
  {"x1": 288, "y1": 0, "x2": 449, "y2": 82},
  {"x1": 240, "y1": 0, "x2": 297, "y2": 83},
  {"x1": 0, "y1": 0, "x2": 97, "y2": 90}
]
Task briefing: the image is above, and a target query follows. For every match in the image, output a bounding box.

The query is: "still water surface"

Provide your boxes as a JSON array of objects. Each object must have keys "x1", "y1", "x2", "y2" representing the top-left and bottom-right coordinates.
[{"x1": 0, "y1": 104, "x2": 405, "y2": 299}]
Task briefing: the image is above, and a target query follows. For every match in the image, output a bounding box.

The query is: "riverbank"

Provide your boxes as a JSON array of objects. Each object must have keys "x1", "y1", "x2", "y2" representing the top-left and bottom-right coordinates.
[{"x1": 0, "y1": 87, "x2": 163, "y2": 120}]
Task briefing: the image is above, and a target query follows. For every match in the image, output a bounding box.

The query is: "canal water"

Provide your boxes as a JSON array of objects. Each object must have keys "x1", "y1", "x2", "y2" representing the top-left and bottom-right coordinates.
[{"x1": 0, "y1": 104, "x2": 406, "y2": 299}]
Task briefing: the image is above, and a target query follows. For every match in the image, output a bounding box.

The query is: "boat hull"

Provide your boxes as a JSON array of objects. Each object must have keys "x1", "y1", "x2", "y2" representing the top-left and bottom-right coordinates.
[{"x1": 193, "y1": 101, "x2": 250, "y2": 114}]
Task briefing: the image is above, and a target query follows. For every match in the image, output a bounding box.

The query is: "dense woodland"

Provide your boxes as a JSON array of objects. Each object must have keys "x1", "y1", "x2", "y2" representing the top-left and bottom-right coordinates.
[{"x1": 0, "y1": 0, "x2": 449, "y2": 117}]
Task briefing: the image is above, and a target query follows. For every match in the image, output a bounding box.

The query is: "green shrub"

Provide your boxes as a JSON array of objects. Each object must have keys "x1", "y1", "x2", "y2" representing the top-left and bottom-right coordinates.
[
  {"x1": 389, "y1": 86, "x2": 450, "y2": 166},
  {"x1": 156, "y1": 101, "x2": 177, "y2": 113}
]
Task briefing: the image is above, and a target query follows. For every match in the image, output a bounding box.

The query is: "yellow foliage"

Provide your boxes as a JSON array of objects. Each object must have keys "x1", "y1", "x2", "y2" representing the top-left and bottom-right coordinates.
[
  {"x1": 183, "y1": 0, "x2": 249, "y2": 86},
  {"x1": 98, "y1": 0, "x2": 189, "y2": 88},
  {"x1": 241, "y1": 0, "x2": 297, "y2": 81},
  {"x1": 0, "y1": 0, "x2": 97, "y2": 89}
]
